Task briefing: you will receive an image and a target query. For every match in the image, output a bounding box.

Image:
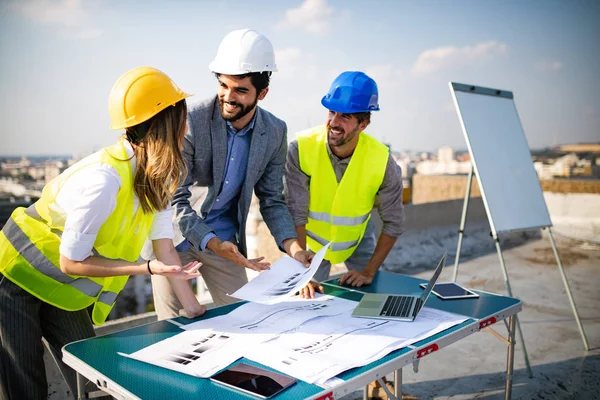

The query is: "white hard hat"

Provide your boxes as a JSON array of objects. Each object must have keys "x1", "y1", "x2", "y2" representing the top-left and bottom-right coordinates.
[{"x1": 209, "y1": 29, "x2": 278, "y2": 75}]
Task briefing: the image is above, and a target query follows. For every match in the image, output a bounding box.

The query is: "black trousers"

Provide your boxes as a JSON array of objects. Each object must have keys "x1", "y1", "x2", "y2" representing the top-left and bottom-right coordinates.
[{"x1": 0, "y1": 274, "x2": 95, "y2": 400}]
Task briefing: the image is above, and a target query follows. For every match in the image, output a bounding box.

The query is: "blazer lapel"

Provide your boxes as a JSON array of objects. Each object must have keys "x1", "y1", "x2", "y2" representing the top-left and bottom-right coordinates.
[
  {"x1": 210, "y1": 97, "x2": 227, "y2": 190},
  {"x1": 245, "y1": 107, "x2": 267, "y2": 187}
]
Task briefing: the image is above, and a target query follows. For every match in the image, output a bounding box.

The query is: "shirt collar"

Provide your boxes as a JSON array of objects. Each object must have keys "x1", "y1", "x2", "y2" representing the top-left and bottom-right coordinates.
[
  {"x1": 226, "y1": 109, "x2": 258, "y2": 136},
  {"x1": 326, "y1": 141, "x2": 351, "y2": 164}
]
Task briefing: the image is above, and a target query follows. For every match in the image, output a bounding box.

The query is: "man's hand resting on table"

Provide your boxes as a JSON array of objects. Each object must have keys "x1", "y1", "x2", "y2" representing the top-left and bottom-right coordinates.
[
  {"x1": 338, "y1": 270, "x2": 374, "y2": 287},
  {"x1": 298, "y1": 280, "x2": 324, "y2": 299},
  {"x1": 178, "y1": 304, "x2": 207, "y2": 319}
]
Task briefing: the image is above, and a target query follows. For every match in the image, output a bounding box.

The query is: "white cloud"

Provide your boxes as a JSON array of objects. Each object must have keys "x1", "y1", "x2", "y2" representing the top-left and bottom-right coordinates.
[
  {"x1": 536, "y1": 60, "x2": 563, "y2": 72},
  {"x1": 276, "y1": 0, "x2": 335, "y2": 35},
  {"x1": 275, "y1": 47, "x2": 317, "y2": 80},
  {"x1": 9, "y1": 0, "x2": 103, "y2": 38},
  {"x1": 412, "y1": 41, "x2": 509, "y2": 77},
  {"x1": 365, "y1": 64, "x2": 405, "y2": 87},
  {"x1": 75, "y1": 27, "x2": 103, "y2": 39}
]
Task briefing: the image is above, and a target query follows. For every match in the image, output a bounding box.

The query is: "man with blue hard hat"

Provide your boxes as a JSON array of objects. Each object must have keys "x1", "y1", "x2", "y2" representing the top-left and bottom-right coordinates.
[{"x1": 285, "y1": 71, "x2": 405, "y2": 295}]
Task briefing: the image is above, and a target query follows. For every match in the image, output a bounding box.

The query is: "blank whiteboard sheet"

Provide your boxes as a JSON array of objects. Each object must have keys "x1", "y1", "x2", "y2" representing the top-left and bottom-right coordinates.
[{"x1": 450, "y1": 82, "x2": 552, "y2": 233}]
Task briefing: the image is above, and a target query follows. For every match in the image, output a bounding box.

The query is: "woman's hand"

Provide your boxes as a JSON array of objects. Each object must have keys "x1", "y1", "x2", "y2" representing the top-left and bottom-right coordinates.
[{"x1": 150, "y1": 260, "x2": 202, "y2": 279}]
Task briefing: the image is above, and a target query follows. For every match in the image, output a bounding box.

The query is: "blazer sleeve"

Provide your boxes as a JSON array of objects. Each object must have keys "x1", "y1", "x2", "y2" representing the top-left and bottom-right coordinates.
[
  {"x1": 172, "y1": 114, "x2": 215, "y2": 250},
  {"x1": 254, "y1": 121, "x2": 298, "y2": 250}
]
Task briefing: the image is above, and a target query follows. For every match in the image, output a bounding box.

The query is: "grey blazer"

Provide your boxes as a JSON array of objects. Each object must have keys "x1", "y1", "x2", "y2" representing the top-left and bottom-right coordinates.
[{"x1": 172, "y1": 96, "x2": 297, "y2": 257}]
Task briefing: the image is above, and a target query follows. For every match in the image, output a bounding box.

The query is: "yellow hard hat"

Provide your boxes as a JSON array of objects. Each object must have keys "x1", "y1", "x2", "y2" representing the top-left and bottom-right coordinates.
[{"x1": 108, "y1": 66, "x2": 192, "y2": 130}]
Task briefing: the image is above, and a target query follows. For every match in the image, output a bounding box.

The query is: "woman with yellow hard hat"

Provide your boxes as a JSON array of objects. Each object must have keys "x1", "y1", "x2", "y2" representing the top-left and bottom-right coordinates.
[{"x1": 0, "y1": 66, "x2": 206, "y2": 400}]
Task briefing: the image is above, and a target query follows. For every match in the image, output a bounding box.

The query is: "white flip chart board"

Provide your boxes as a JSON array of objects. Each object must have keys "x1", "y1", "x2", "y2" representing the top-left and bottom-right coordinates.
[{"x1": 449, "y1": 82, "x2": 552, "y2": 233}]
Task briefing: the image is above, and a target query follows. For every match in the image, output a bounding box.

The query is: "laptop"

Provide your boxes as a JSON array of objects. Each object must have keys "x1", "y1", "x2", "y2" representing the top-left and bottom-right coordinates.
[{"x1": 351, "y1": 253, "x2": 447, "y2": 321}]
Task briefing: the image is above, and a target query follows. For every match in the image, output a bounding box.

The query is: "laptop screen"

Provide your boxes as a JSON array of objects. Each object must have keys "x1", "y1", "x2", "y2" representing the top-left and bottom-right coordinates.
[{"x1": 417, "y1": 253, "x2": 447, "y2": 307}]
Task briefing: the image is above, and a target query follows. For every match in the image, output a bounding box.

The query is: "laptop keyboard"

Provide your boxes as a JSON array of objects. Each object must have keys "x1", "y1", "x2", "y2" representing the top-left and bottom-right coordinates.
[{"x1": 380, "y1": 295, "x2": 413, "y2": 317}]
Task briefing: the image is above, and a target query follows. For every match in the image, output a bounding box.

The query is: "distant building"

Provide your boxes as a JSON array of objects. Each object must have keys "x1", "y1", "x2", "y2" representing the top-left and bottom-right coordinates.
[
  {"x1": 438, "y1": 146, "x2": 455, "y2": 164},
  {"x1": 0, "y1": 178, "x2": 26, "y2": 197},
  {"x1": 44, "y1": 164, "x2": 60, "y2": 183},
  {"x1": 27, "y1": 166, "x2": 46, "y2": 181},
  {"x1": 415, "y1": 146, "x2": 471, "y2": 175},
  {"x1": 558, "y1": 143, "x2": 600, "y2": 154},
  {"x1": 1, "y1": 157, "x2": 30, "y2": 170},
  {"x1": 534, "y1": 153, "x2": 594, "y2": 179}
]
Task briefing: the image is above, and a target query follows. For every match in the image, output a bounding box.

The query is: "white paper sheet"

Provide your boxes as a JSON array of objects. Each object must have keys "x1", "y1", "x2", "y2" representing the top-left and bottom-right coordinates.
[
  {"x1": 183, "y1": 293, "x2": 356, "y2": 334},
  {"x1": 228, "y1": 243, "x2": 330, "y2": 304},
  {"x1": 122, "y1": 294, "x2": 468, "y2": 384},
  {"x1": 244, "y1": 306, "x2": 468, "y2": 384},
  {"x1": 121, "y1": 328, "x2": 270, "y2": 378}
]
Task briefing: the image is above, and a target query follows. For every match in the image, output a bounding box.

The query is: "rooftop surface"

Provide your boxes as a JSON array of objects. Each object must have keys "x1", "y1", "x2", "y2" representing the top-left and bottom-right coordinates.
[{"x1": 341, "y1": 234, "x2": 600, "y2": 400}]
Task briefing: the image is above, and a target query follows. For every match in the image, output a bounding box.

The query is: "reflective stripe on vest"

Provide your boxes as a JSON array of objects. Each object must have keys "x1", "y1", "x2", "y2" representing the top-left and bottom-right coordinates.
[
  {"x1": 308, "y1": 210, "x2": 371, "y2": 226},
  {"x1": 3, "y1": 217, "x2": 103, "y2": 298},
  {"x1": 306, "y1": 230, "x2": 359, "y2": 251},
  {"x1": 98, "y1": 291, "x2": 118, "y2": 306}
]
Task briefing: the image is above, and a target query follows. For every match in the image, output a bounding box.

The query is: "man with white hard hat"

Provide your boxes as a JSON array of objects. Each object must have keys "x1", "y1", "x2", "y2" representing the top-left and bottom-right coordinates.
[{"x1": 151, "y1": 29, "x2": 312, "y2": 317}]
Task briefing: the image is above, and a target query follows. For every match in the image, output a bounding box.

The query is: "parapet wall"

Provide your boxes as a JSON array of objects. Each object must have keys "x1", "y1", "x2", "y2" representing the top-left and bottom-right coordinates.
[
  {"x1": 412, "y1": 175, "x2": 600, "y2": 242},
  {"x1": 412, "y1": 174, "x2": 600, "y2": 204}
]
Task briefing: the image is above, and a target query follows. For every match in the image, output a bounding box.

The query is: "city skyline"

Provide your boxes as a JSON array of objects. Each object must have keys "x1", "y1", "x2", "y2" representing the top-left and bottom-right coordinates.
[{"x1": 1, "y1": 0, "x2": 599, "y2": 156}]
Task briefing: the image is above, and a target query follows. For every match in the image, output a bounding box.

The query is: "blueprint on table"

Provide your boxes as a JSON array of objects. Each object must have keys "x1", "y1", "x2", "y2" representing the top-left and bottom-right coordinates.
[{"x1": 121, "y1": 294, "x2": 468, "y2": 383}]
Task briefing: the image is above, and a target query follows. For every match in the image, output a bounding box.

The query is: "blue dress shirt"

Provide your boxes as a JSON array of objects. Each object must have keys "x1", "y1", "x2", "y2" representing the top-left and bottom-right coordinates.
[{"x1": 176, "y1": 113, "x2": 255, "y2": 252}]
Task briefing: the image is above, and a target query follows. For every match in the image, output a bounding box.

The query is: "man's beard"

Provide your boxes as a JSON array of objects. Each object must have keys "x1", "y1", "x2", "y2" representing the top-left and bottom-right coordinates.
[
  {"x1": 328, "y1": 124, "x2": 360, "y2": 147},
  {"x1": 219, "y1": 97, "x2": 258, "y2": 123}
]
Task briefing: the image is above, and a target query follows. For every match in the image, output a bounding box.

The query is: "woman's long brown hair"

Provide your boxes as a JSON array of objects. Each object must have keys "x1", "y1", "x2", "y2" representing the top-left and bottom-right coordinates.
[{"x1": 124, "y1": 99, "x2": 188, "y2": 213}]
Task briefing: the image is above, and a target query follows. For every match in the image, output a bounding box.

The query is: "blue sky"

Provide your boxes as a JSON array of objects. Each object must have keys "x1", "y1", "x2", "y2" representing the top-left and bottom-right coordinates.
[{"x1": 1, "y1": 0, "x2": 599, "y2": 156}]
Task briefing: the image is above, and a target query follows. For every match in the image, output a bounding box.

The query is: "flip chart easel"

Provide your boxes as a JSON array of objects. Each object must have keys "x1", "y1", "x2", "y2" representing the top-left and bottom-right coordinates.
[{"x1": 448, "y1": 82, "x2": 590, "y2": 377}]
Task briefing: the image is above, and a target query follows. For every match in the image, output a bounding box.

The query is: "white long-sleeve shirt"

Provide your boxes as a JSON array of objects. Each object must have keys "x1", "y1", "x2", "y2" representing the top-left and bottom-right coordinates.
[{"x1": 55, "y1": 141, "x2": 173, "y2": 261}]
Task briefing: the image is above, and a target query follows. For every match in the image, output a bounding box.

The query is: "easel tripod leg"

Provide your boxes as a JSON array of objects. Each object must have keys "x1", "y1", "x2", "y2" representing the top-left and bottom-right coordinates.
[
  {"x1": 547, "y1": 228, "x2": 590, "y2": 350},
  {"x1": 453, "y1": 166, "x2": 474, "y2": 282}
]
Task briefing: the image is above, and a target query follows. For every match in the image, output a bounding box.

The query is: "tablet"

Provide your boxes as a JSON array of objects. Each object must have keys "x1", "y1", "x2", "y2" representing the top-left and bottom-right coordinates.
[
  {"x1": 210, "y1": 362, "x2": 297, "y2": 399},
  {"x1": 419, "y1": 282, "x2": 480, "y2": 299}
]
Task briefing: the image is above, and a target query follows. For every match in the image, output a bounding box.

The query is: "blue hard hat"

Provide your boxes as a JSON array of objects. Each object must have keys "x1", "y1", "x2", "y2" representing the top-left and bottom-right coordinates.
[{"x1": 321, "y1": 71, "x2": 380, "y2": 113}]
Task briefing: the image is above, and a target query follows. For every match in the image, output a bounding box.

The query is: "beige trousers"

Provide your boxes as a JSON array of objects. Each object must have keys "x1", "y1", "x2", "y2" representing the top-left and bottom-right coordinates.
[{"x1": 151, "y1": 245, "x2": 248, "y2": 320}]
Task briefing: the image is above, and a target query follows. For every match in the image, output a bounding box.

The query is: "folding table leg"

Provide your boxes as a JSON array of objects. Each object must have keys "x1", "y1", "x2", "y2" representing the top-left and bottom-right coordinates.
[
  {"x1": 493, "y1": 236, "x2": 533, "y2": 378},
  {"x1": 505, "y1": 315, "x2": 516, "y2": 400},
  {"x1": 76, "y1": 373, "x2": 87, "y2": 400},
  {"x1": 395, "y1": 369, "x2": 402, "y2": 398}
]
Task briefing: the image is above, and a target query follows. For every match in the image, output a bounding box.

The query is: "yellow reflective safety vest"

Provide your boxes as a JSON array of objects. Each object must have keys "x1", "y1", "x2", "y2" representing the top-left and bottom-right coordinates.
[
  {"x1": 0, "y1": 139, "x2": 154, "y2": 325},
  {"x1": 297, "y1": 125, "x2": 388, "y2": 264}
]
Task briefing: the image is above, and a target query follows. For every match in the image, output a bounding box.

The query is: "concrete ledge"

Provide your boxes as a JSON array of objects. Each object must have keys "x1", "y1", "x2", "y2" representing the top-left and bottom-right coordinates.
[
  {"x1": 403, "y1": 198, "x2": 488, "y2": 230},
  {"x1": 95, "y1": 312, "x2": 158, "y2": 336},
  {"x1": 411, "y1": 175, "x2": 600, "y2": 204}
]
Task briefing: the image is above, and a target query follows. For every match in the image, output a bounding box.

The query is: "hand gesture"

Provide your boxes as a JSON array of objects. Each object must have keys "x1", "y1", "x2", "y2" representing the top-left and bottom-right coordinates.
[
  {"x1": 338, "y1": 270, "x2": 374, "y2": 287},
  {"x1": 212, "y1": 240, "x2": 271, "y2": 272},
  {"x1": 298, "y1": 280, "x2": 324, "y2": 299},
  {"x1": 151, "y1": 260, "x2": 202, "y2": 280}
]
